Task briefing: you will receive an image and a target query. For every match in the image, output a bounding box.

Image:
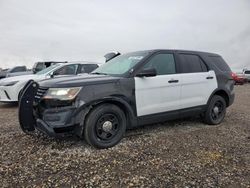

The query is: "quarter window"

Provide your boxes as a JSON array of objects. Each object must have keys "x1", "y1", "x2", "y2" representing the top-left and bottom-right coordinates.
[
  {"x1": 209, "y1": 56, "x2": 231, "y2": 72},
  {"x1": 143, "y1": 54, "x2": 176, "y2": 75},
  {"x1": 179, "y1": 54, "x2": 208, "y2": 73}
]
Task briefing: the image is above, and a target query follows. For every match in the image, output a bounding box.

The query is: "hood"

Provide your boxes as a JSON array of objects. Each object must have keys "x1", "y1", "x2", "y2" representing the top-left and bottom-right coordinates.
[
  {"x1": 38, "y1": 74, "x2": 121, "y2": 88},
  {"x1": 0, "y1": 74, "x2": 42, "y2": 84}
]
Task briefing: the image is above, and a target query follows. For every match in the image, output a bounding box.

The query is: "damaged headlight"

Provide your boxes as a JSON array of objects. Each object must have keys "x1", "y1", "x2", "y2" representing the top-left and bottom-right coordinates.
[{"x1": 43, "y1": 87, "x2": 82, "y2": 100}]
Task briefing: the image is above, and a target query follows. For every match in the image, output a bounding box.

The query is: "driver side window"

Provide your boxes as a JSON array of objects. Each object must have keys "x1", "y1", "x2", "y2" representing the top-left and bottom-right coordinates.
[{"x1": 143, "y1": 53, "x2": 176, "y2": 75}]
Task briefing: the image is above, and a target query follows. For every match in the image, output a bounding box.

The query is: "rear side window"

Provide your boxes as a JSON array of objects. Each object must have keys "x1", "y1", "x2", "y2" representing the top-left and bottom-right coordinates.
[
  {"x1": 35, "y1": 63, "x2": 45, "y2": 72},
  {"x1": 244, "y1": 70, "x2": 250, "y2": 74},
  {"x1": 179, "y1": 54, "x2": 208, "y2": 73},
  {"x1": 11, "y1": 66, "x2": 26, "y2": 72},
  {"x1": 209, "y1": 56, "x2": 231, "y2": 72},
  {"x1": 79, "y1": 64, "x2": 98, "y2": 73},
  {"x1": 143, "y1": 53, "x2": 176, "y2": 75},
  {"x1": 54, "y1": 64, "x2": 78, "y2": 75}
]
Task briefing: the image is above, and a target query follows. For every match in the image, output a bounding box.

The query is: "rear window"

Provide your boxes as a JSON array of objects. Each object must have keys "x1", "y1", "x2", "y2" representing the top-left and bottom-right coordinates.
[
  {"x1": 244, "y1": 70, "x2": 250, "y2": 74},
  {"x1": 179, "y1": 54, "x2": 208, "y2": 73},
  {"x1": 209, "y1": 56, "x2": 231, "y2": 72}
]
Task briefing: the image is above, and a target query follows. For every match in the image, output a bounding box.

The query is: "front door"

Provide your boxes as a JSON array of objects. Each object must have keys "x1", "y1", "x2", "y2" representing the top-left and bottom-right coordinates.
[{"x1": 135, "y1": 53, "x2": 181, "y2": 117}]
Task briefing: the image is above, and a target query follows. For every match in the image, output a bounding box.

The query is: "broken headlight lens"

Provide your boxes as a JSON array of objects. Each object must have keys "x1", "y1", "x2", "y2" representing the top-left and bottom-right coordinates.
[{"x1": 43, "y1": 87, "x2": 82, "y2": 100}]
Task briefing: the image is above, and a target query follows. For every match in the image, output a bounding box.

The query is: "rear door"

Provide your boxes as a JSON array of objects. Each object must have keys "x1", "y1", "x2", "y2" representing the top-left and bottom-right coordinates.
[
  {"x1": 135, "y1": 52, "x2": 181, "y2": 116},
  {"x1": 177, "y1": 53, "x2": 217, "y2": 109}
]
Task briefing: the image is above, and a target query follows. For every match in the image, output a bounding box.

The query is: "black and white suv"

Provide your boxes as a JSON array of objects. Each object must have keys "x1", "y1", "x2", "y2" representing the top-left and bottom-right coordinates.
[{"x1": 19, "y1": 49, "x2": 235, "y2": 148}]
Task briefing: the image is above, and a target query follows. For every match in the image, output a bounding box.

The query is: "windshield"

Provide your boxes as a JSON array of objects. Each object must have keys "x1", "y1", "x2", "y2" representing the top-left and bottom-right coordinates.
[
  {"x1": 92, "y1": 51, "x2": 149, "y2": 76},
  {"x1": 36, "y1": 64, "x2": 61, "y2": 75}
]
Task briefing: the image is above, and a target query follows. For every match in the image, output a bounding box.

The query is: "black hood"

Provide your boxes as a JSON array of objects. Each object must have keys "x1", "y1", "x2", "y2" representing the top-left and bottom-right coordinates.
[{"x1": 38, "y1": 74, "x2": 121, "y2": 88}]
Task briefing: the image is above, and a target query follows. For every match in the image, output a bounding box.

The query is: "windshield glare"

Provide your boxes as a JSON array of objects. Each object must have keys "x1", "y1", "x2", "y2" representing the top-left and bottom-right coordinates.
[
  {"x1": 36, "y1": 64, "x2": 61, "y2": 75},
  {"x1": 92, "y1": 51, "x2": 149, "y2": 76}
]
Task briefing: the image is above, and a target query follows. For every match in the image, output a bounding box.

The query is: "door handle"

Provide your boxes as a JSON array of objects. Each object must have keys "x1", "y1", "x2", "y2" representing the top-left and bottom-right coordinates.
[
  {"x1": 206, "y1": 76, "x2": 214, "y2": 79},
  {"x1": 168, "y1": 79, "x2": 179, "y2": 83}
]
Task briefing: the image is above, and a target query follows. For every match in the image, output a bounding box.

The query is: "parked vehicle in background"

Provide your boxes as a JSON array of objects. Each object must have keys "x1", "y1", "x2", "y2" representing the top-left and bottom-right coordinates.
[
  {"x1": 0, "y1": 66, "x2": 27, "y2": 79},
  {"x1": 0, "y1": 62, "x2": 98, "y2": 103},
  {"x1": 33, "y1": 61, "x2": 67, "y2": 73},
  {"x1": 6, "y1": 71, "x2": 33, "y2": 78},
  {"x1": 6, "y1": 61, "x2": 68, "y2": 78},
  {"x1": 231, "y1": 72, "x2": 248, "y2": 85},
  {"x1": 243, "y1": 69, "x2": 250, "y2": 82},
  {"x1": 19, "y1": 49, "x2": 235, "y2": 149}
]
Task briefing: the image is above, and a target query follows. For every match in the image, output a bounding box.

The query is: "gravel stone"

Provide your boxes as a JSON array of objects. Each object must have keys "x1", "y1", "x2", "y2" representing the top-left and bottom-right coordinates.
[{"x1": 0, "y1": 84, "x2": 249, "y2": 187}]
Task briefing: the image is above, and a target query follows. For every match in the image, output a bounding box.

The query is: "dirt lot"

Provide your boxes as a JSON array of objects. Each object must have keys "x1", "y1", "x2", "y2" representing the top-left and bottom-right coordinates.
[{"x1": 0, "y1": 85, "x2": 249, "y2": 187}]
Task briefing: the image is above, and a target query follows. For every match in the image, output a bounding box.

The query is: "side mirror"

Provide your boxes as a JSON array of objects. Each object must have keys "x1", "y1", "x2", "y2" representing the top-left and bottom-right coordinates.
[
  {"x1": 104, "y1": 51, "x2": 121, "y2": 62},
  {"x1": 136, "y1": 68, "x2": 157, "y2": 77}
]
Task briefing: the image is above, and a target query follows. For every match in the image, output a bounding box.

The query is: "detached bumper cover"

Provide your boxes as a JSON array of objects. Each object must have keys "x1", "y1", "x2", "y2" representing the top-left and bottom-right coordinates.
[
  {"x1": 36, "y1": 119, "x2": 56, "y2": 136},
  {"x1": 34, "y1": 106, "x2": 78, "y2": 136},
  {"x1": 35, "y1": 118, "x2": 77, "y2": 137}
]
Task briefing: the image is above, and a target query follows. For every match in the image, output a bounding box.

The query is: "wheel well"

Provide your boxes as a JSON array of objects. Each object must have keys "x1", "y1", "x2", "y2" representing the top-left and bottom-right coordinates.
[
  {"x1": 213, "y1": 90, "x2": 229, "y2": 107},
  {"x1": 86, "y1": 100, "x2": 132, "y2": 127}
]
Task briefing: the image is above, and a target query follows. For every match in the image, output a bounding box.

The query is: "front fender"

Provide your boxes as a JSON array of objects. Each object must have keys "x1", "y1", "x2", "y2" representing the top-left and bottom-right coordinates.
[{"x1": 72, "y1": 96, "x2": 137, "y2": 137}]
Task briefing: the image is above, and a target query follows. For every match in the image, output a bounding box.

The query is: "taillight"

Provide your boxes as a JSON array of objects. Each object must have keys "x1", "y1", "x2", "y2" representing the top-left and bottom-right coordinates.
[{"x1": 231, "y1": 72, "x2": 238, "y2": 80}]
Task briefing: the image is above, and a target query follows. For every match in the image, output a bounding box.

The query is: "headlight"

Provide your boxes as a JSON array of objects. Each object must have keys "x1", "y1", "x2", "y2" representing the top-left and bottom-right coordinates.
[
  {"x1": 43, "y1": 87, "x2": 82, "y2": 100},
  {"x1": 0, "y1": 81, "x2": 18, "y2": 86}
]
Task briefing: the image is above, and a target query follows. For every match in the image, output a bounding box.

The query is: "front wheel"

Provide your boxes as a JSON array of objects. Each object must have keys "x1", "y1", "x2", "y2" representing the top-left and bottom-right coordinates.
[
  {"x1": 203, "y1": 95, "x2": 227, "y2": 125},
  {"x1": 84, "y1": 104, "x2": 126, "y2": 149}
]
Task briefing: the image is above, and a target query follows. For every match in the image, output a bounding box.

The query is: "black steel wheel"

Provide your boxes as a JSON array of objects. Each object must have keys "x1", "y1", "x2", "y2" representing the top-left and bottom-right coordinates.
[
  {"x1": 84, "y1": 104, "x2": 126, "y2": 149},
  {"x1": 204, "y1": 95, "x2": 226, "y2": 125}
]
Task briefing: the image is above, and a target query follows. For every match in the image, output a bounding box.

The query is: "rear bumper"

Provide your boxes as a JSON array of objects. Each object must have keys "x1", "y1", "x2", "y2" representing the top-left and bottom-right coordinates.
[{"x1": 228, "y1": 91, "x2": 235, "y2": 107}]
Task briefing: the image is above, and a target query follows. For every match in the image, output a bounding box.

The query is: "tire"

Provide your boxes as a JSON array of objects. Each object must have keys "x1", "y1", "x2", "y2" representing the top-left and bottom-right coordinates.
[
  {"x1": 18, "y1": 89, "x2": 24, "y2": 102},
  {"x1": 84, "y1": 104, "x2": 126, "y2": 149},
  {"x1": 203, "y1": 95, "x2": 227, "y2": 125}
]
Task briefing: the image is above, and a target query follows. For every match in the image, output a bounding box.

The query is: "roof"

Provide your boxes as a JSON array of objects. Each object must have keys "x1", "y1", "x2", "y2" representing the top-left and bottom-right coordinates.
[
  {"x1": 127, "y1": 49, "x2": 220, "y2": 56},
  {"x1": 66, "y1": 61, "x2": 99, "y2": 65}
]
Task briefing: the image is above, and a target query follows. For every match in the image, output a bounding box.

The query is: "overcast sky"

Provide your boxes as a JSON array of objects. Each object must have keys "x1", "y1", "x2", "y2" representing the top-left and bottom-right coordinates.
[{"x1": 0, "y1": 0, "x2": 249, "y2": 70}]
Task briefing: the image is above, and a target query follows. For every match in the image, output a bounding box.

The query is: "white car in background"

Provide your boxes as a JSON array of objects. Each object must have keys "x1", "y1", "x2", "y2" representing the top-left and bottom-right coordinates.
[
  {"x1": 243, "y1": 69, "x2": 250, "y2": 82},
  {"x1": 0, "y1": 62, "x2": 98, "y2": 103}
]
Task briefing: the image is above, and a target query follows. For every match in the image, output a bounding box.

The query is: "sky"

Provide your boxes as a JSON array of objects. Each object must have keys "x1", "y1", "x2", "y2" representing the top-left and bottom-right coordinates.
[{"x1": 0, "y1": 0, "x2": 249, "y2": 70}]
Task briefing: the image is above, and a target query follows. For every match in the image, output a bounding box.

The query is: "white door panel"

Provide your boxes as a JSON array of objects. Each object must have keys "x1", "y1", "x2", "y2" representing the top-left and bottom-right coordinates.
[
  {"x1": 135, "y1": 75, "x2": 181, "y2": 116},
  {"x1": 180, "y1": 71, "x2": 217, "y2": 109}
]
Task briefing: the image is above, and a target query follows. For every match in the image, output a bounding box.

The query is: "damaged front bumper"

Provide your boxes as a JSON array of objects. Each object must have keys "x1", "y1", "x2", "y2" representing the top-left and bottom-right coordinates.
[
  {"x1": 19, "y1": 81, "x2": 87, "y2": 137},
  {"x1": 34, "y1": 106, "x2": 77, "y2": 137}
]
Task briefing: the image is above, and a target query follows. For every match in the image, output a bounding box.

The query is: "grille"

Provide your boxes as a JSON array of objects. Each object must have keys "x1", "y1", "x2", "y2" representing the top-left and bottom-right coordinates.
[{"x1": 34, "y1": 86, "x2": 48, "y2": 102}]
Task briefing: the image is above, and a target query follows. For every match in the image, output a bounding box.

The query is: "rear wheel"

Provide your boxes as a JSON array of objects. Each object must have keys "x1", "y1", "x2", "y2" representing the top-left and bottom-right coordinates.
[
  {"x1": 84, "y1": 104, "x2": 126, "y2": 149},
  {"x1": 204, "y1": 95, "x2": 226, "y2": 125}
]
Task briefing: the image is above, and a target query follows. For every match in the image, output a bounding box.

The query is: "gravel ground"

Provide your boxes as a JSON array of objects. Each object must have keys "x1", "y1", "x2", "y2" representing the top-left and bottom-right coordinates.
[{"x1": 0, "y1": 85, "x2": 249, "y2": 187}]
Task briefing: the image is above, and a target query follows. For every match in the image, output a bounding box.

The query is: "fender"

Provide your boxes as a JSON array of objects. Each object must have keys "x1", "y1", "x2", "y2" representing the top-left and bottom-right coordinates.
[
  {"x1": 72, "y1": 95, "x2": 138, "y2": 129},
  {"x1": 206, "y1": 87, "x2": 230, "y2": 107}
]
